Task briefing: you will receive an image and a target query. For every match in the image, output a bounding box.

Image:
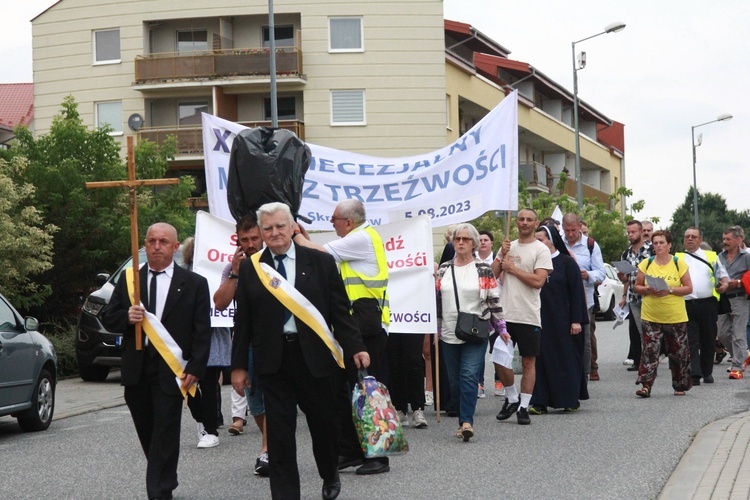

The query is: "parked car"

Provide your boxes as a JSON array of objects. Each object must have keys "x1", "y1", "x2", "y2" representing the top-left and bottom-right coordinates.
[
  {"x1": 0, "y1": 291, "x2": 57, "y2": 431},
  {"x1": 76, "y1": 249, "x2": 184, "y2": 381},
  {"x1": 596, "y1": 263, "x2": 625, "y2": 321}
]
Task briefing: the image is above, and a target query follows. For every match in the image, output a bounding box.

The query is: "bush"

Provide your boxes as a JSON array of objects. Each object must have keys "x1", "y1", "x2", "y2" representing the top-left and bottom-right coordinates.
[{"x1": 44, "y1": 321, "x2": 78, "y2": 378}]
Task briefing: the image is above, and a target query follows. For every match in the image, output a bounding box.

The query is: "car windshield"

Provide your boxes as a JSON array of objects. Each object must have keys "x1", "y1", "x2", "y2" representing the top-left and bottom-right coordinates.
[{"x1": 111, "y1": 248, "x2": 185, "y2": 285}]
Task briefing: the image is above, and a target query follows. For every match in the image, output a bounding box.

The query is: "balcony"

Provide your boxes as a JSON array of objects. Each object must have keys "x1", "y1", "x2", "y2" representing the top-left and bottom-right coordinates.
[
  {"x1": 134, "y1": 47, "x2": 303, "y2": 84},
  {"x1": 520, "y1": 162, "x2": 553, "y2": 195},
  {"x1": 562, "y1": 178, "x2": 611, "y2": 207},
  {"x1": 137, "y1": 120, "x2": 306, "y2": 156}
]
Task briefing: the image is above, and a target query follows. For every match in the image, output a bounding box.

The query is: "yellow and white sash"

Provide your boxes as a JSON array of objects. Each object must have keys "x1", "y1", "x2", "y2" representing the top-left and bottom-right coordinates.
[
  {"x1": 125, "y1": 267, "x2": 197, "y2": 398},
  {"x1": 250, "y1": 252, "x2": 345, "y2": 369}
]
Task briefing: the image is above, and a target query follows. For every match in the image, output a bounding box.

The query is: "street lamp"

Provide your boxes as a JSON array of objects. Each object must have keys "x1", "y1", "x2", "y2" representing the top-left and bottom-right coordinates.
[
  {"x1": 572, "y1": 22, "x2": 626, "y2": 208},
  {"x1": 692, "y1": 113, "x2": 733, "y2": 227}
]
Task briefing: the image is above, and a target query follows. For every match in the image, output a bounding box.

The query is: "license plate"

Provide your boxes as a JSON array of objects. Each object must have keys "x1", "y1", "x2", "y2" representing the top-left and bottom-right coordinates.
[{"x1": 115, "y1": 336, "x2": 123, "y2": 346}]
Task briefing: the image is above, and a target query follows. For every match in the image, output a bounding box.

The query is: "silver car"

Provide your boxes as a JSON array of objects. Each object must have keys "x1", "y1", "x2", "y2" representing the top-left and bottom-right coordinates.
[{"x1": 0, "y1": 292, "x2": 57, "y2": 431}]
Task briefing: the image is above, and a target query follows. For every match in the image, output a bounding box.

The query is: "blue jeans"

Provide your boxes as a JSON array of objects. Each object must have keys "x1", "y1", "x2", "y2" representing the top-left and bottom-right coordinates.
[{"x1": 441, "y1": 340, "x2": 485, "y2": 426}]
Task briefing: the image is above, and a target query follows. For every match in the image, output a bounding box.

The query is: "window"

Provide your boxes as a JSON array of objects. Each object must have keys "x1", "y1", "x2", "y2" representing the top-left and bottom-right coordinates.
[
  {"x1": 179, "y1": 102, "x2": 209, "y2": 126},
  {"x1": 0, "y1": 298, "x2": 18, "y2": 332},
  {"x1": 263, "y1": 25, "x2": 295, "y2": 48},
  {"x1": 264, "y1": 97, "x2": 296, "y2": 121},
  {"x1": 331, "y1": 90, "x2": 365, "y2": 125},
  {"x1": 94, "y1": 29, "x2": 120, "y2": 63},
  {"x1": 329, "y1": 17, "x2": 363, "y2": 52},
  {"x1": 177, "y1": 30, "x2": 208, "y2": 53},
  {"x1": 96, "y1": 101, "x2": 122, "y2": 134}
]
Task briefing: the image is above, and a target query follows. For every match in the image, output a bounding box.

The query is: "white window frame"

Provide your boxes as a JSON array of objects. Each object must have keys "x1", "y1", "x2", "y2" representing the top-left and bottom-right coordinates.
[
  {"x1": 93, "y1": 28, "x2": 121, "y2": 65},
  {"x1": 96, "y1": 101, "x2": 123, "y2": 135},
  {"x1": 176, "y1": 29, "x2": 209, "y2": 53},
  {"x1": 330, "y1": 90, "x2": 365, "y2": 126},
  {"x1": 328, "y1": 17, "x2": 364, "y2": 53}
]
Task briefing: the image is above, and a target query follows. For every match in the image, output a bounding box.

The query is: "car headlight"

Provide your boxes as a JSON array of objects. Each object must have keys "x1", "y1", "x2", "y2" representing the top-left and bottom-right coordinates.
[{"x1": 82, "y1": 298, "x2": 105, "y2": 316}]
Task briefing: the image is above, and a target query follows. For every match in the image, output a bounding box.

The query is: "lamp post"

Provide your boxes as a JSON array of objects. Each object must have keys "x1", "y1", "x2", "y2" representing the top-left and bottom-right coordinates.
[
  {"x1": 692, "y1": 113, "x2": 732, "y2": 227},
  {"x1": 572, "y1": 22, "x2": 626, "y2": 208}
]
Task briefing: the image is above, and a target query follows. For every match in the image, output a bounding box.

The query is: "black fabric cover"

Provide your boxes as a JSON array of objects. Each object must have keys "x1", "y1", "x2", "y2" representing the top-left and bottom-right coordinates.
[{"x1": 227, "y1": 127, "x2": 311, "y2": 221}]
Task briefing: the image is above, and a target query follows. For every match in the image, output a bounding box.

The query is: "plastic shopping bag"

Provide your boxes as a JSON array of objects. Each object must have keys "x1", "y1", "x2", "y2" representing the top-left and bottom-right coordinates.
[{"x1": 351, "y1": 370, "x2": 409, "y2": 457}]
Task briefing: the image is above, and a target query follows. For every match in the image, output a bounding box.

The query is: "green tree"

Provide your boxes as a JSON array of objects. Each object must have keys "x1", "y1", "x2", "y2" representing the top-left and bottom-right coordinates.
[
  {"x1": 0, "y1": 157, "x2": 57, "y2": 308},
  {"x1": 669, "y1": 187, "x2": 750, "y2": 252},
  {"x1": 8, "y1": 96, "x2": 195, "y2": 322}
]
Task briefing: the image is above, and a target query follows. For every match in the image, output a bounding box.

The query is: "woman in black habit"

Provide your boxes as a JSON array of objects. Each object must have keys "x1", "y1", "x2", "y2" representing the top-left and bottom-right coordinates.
[{"x1": 529, "y1": 224, "x2": 589, "y2": 413}]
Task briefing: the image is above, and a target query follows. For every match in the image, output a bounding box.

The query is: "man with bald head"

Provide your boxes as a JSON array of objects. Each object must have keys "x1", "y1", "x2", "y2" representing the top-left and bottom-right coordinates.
[{"x1": 102, "y1": 223, "x2": 211, "y2": 499}]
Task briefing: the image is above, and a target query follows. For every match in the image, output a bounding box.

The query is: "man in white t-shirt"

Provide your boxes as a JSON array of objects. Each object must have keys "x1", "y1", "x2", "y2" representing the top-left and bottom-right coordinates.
[{"x1": 491, "y1": 208, "x2": 553, "y2": 425}]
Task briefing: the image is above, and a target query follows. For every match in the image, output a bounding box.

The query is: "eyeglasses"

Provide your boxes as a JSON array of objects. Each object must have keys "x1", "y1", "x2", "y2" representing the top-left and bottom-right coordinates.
[
  {"x1": 330, "y1": 216, "x2": 350, "y2": 223},
  {"x1": 453, "y1": 236, "x2": 472, "y2": 243}
]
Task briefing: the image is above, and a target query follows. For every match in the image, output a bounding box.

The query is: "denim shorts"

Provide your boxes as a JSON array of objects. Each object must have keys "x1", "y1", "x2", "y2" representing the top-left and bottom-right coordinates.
[{"x1": 245, "y1": 345, "x2": 265, "y2": 416}]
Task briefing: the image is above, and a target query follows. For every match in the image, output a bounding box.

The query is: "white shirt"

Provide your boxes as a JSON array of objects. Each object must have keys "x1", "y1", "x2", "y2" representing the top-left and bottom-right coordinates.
[
  {"x1": 684, "y1": 249, "x2": 728, "y2": 300},
  {"x1": 270, "y1": 244, "x2": 297, "y2": 333},
  {"x1": 146, "y1": 261, "x2": 175, "y2": 321}
]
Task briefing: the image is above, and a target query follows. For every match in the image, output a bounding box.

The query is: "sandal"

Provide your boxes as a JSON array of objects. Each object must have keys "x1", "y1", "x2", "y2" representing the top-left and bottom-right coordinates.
[
  {"x1": 674, "y1": 390, "x2": 686, "y2": 396},
  {"x1": 461, "y1": 424, "x2": 474, "y2": 442},
  {"x1": 636, "y1": 386, "x2": 651, "y2": 398}
]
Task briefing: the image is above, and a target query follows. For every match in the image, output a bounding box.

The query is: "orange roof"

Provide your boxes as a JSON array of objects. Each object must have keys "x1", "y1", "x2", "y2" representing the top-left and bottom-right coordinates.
[{"x1": 0, "y1": 83, "x2": 34, "y2": 131}]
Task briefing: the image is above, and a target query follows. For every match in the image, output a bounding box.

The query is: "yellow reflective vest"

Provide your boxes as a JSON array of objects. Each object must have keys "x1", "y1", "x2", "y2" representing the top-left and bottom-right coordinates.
[
  {"x1": 339, "y1": 225, "x2": 390, "y2": 326},
  {"x1": 676, "y1": 250, "x2": 721, "y2": 300}
]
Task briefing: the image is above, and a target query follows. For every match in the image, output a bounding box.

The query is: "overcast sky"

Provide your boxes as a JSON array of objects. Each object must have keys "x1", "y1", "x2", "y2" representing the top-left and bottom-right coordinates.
[{"x1": 4, "y1": 0, "x2": 747, "y2": 227}]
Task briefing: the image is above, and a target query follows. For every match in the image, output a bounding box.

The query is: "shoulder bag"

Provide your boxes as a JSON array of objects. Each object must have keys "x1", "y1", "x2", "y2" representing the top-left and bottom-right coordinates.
[{"x1": 450, "y1": 264, "x2": 489, "y2": 344}]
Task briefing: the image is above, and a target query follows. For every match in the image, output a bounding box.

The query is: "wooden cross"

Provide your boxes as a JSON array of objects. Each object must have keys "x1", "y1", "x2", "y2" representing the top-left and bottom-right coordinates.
[{"x1": 86, "y1": 136, "x2": 179, "y2": 350}]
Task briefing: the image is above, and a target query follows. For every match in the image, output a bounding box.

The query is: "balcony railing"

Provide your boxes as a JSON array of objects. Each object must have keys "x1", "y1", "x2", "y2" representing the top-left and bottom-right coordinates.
[
  {"x1": 134, "y1": 47, "x2": 303, "y2": 83},
  {"x1": 520, "y1": 162, "x2": 553, "y2": 193},
  {"x1": 138, "y1": 120, "x2": 306, "y2": 155},
  {"x1": 563, "y1": 178, "x2": 611, "y2": 206}
]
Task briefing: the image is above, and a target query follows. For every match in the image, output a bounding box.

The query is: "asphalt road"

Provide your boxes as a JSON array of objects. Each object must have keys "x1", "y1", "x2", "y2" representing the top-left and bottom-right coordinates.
[{"x1": 1, "y1": 320, "x2": 748, "y2": 499}]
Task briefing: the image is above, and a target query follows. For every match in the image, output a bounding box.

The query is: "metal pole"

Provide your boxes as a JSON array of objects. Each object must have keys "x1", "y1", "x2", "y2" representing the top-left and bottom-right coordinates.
[
  {"x1": 572, "y1": 41, "x2": 583, "y2": 209},
  {"x1": 268, "y1": 0, "x2": 278, "y2": 128},
  {"x1": 692, "y1": 126, "x2": 699, "y2": 227}
]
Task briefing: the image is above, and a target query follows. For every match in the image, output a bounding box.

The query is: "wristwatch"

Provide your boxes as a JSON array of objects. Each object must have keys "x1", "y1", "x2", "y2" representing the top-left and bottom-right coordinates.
[
  {"x1": 228, "y1": 272, "x2": 239, "y2": 280},
  {"x1": 668, "y1": 288, "x2": 673, "y2": 294}
]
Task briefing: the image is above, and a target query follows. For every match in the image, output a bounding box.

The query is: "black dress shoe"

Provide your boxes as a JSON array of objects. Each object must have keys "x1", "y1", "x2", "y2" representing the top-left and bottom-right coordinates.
[
  {"x1": 355, "y1": 460, "x2": 390, "y2": 475},
  {"x1": 337, "y1": 455, "x2": 364, "y2": 470},
  {"x1": 322, "y1": 479, "x2": 341, "y2": 500},
  {"x1": 692, "y1": 376, "x2": 701, "y2": 386},
  {"x1": 703, "y1": 374, "x2": 715, "y2": 383}
]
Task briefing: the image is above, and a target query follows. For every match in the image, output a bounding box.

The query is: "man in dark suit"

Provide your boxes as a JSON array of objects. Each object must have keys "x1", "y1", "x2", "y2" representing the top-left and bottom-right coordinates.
[
  {"x1": 232, "y1": 202, "x2": 369, "y2": 500},
  {"x1": 102, "y1": 222, "x2": 211, "y2": 500}
]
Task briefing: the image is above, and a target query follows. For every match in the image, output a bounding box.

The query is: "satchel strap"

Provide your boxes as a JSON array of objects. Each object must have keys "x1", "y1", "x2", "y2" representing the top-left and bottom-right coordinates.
[{"x1": 450, "y1": 264, "x2": 462, "y2": 313}]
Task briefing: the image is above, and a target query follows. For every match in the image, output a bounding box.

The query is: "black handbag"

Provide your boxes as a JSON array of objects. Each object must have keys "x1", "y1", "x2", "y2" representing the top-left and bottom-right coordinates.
[{"x1": 450, "y1": 264, "x2": 489, "y2": 344}]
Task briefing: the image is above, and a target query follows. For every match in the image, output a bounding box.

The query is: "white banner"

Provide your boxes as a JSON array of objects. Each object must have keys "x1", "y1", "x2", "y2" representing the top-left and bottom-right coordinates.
[
  {"x1": 193, "y1": 211, "x2": 436, "y2": 333},
  {"x1": 201, "y1": 91, "x2": 518, "y2": 229}
]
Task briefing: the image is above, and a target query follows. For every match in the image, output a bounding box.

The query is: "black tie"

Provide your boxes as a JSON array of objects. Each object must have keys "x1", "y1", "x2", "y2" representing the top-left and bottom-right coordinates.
[
  {"x1": 148, "y1": 270, "x2": 164, "y2": 315},
  {"x1": 274, "y1": 255, "x2": 291, "y2": 324}
]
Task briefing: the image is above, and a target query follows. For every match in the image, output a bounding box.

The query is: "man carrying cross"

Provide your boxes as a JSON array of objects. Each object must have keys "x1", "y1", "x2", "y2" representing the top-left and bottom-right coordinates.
[{"x1": 102, "y1": 222, "x2": 211, "y2": 500}]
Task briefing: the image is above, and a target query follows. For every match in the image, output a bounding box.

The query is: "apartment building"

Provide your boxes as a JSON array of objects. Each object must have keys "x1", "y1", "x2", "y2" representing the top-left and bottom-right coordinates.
[
  {"x1": 31, "y1": 1, "x2": 623, "y2": 213},
  {"x1": 32, "y1": 0, "x2": 447, "y2": 198},
  {"x1": 445, "y1": 21, "x2": 625, "y2": 213}
]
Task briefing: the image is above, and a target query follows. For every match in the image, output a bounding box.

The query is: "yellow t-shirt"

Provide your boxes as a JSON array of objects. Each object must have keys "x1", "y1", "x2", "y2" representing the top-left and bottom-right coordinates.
[{"x1": 638, "y1": 256, "x2": 689, "y2": 324}]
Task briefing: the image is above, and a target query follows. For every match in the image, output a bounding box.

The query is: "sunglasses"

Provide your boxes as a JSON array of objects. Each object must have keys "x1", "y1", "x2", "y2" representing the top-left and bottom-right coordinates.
[{"x1": 453, "y1": 236, "x2": 472, "y2": 243}]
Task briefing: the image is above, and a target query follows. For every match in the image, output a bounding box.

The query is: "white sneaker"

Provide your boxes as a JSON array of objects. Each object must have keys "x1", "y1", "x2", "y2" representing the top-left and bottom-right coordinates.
[
  {"x1": 424, "y1": 391, "x2": 434, "y2": 407},
  {"x1": 397, "y1": 410, "x2": 407, "y2": 426},
  {"x1": 623, "y1": 358, "x2": 634, "y2": 366},
  {"x1": 478, "y1": 384, "x2": 486, "y2": 398},
  {"x1": 197, "y1": 431, "x2": 219, "y2": 448},
  {"x1": 197, "y1": 422, "x2": 205, "y2": 440},
  {"x1": 412, "y1": 409, "x2": 428, "y2": 429}
]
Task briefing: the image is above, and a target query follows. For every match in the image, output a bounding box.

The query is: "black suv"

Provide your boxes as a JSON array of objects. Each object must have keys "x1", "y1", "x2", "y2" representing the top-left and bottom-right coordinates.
[{"x1": 76, "y1": 249, "x2": 183, "y2": 381}]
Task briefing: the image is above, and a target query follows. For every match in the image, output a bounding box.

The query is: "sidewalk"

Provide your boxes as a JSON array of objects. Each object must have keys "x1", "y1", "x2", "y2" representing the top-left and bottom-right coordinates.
[
  {"x1": 54, "y1": 371, "x2": 125, "y2": 420},
  {"x1": 660, "y1": 411, "x2": 750, "y2": 500}
]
